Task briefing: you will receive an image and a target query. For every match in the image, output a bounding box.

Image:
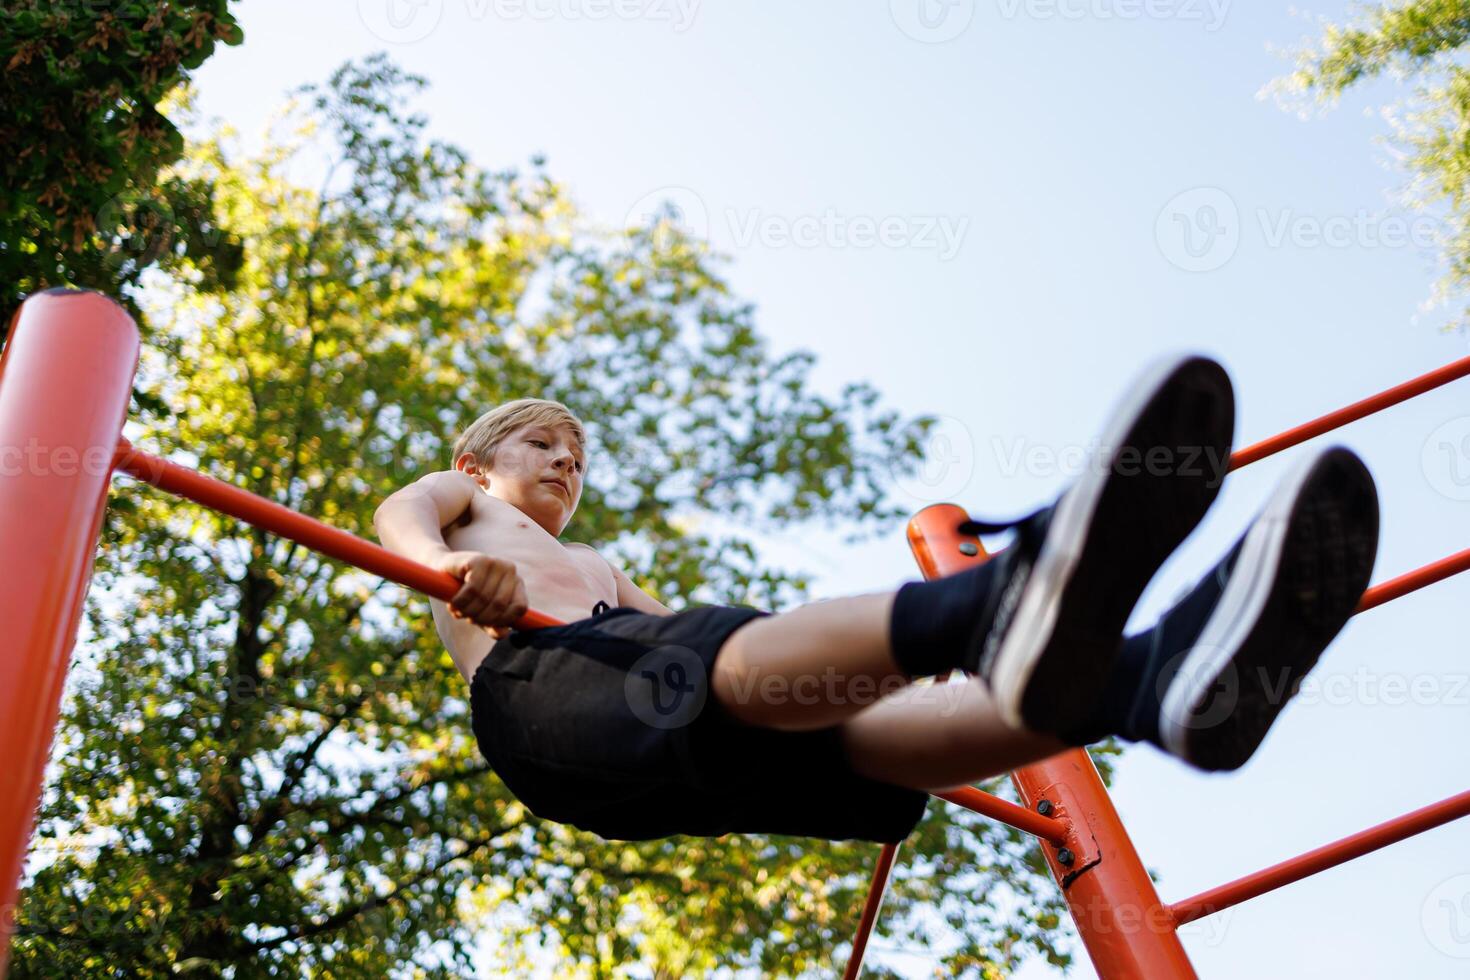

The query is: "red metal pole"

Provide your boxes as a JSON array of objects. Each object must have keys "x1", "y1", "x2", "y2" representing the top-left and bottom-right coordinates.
[
  {"x1": 1170, "y1": 787, "x2": 1470, "y2": 925},
  {"x1": 1356, "y1": 545, "x2": 1470, "y2": 614},
  {"x1": 908, "y1": 505, "x2": 1198, "y2": 979},
  {"x1": 933, "y1": 786, "x2": 1070, "y2": 845},
  {"x1": 1230, "y1": 354, "x2": 1470, "y2": 470},
  {"x1": 841, "y1": 842, "x2": 902, "y2": 980},
  {"x1": 0, "y1": 291, "x2": 140, "y2": 975},
  {"x1": 112, "y1": 441, "x2": 562, "y2": 631}
]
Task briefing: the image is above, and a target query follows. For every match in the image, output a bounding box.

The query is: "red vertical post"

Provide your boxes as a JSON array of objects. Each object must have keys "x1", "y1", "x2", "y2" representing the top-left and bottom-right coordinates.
[
  {"x1": 0, "y1": 291, "x2": 139, "y2": 975},
  {"x1": 841, "y1": 842, "x2": 901, "y2": 980},
  {"x1": 908, "y1": 504, "x2": 1196, "y2": 980}
]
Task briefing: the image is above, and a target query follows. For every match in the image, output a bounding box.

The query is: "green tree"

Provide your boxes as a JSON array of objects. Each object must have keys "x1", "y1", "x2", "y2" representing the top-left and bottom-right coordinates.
[
  {"x1": 1280, "y1": 0, "x2": 1470, "y2": 326},
  {"x1": 0, "y1": 0, "x2": 246, "y2": 332},
  {"x1": 11, "y1": 56, "x2": 1096, "y2": 978}
]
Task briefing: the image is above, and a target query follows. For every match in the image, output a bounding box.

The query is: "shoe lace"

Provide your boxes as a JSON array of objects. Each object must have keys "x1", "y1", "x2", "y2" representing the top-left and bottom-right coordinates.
[{"x1": 957, "y1": 506, "x2": 1050, "y2": 550}]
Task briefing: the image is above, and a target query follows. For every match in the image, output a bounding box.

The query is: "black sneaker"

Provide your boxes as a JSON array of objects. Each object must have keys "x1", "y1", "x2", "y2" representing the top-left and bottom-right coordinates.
[
  {"x1": 960, "y1": 354, "x2": 1236, "y2": 736},
  {"x1": 1137, "y1": 447, "x2": 1380, "y2": 771}
]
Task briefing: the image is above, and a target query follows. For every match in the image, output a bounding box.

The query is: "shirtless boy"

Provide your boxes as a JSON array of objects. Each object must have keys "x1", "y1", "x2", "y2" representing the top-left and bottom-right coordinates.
[{"x1": 373, "y1": 356, "x2": 1380, "y2": 843}]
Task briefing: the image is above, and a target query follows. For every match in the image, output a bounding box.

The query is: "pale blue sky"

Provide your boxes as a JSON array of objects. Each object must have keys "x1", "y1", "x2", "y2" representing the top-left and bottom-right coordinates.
[{"x1": 193, "y1": 2, "x2": 1470, "y2": 976}]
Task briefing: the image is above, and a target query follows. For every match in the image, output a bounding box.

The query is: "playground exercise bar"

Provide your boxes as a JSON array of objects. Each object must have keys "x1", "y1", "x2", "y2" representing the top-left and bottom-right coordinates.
[
  {"x1": 0, "y1": 291, "x2": 140, "y2": 975},
  {"x1": 1357, "y1": 544, "x2": 1470, "y2": 614},
  {"x1": 113, "y1": 439, "x2": 562, "y2": 631},
  {"x1": 1230, "y1": 353, "x2": 1470, "y2": 470},
  {"x1": 1168, "y1": 787, "x2": 1470, "y2": 925},
  {"x1": 933, "y1": 786, "x2": 1070, "y2": 845},
  {"x1": 840, "y1": 842, "x2": 902, "y2": 980}
]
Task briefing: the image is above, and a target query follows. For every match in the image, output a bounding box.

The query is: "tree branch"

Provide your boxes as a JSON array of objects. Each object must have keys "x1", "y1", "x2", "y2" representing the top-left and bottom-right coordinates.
[{"x1": 249, "y1": 834, "x2": 501, "y2": 950}]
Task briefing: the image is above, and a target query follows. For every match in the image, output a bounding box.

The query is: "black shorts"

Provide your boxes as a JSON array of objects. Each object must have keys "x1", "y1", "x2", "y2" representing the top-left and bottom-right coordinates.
[{"x1": 469, "y1": 604, "x2": 930, "y2": 843}]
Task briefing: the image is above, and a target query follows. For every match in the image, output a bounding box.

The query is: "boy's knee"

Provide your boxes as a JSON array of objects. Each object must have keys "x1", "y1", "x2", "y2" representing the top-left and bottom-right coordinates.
[{"x1": 711, "y1": 634, "x2": 766, "y2": 725}]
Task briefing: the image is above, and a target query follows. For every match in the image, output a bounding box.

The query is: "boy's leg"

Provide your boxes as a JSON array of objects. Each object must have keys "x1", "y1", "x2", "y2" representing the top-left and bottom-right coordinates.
[
  {"x1": 838, "y1": 445, "x2": 1381, "y2": 788},
  {"x1": 836, "y1": 675, "x2": 1069, "y2": 792},
  {"x1": 711, "y1": 592, "x2": 909, "y2": 731}
]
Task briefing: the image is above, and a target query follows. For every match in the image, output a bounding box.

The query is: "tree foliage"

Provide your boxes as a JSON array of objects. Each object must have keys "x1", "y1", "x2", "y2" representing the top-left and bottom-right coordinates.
[
  {"x1": 1280, "y1": 0, "x2": 1470, "y2": 325},
  {"x1": 11, "y1": 56, "x2": 1099, "y2": 978},
  {"x1": 0, "y1": 0, "x2": 245, "y2": 330}
]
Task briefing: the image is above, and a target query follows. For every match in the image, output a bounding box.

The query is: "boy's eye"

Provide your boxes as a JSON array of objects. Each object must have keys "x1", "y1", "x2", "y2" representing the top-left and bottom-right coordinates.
[{"x1": 530, "y1": 437, "x2": 583, "y2": 471}]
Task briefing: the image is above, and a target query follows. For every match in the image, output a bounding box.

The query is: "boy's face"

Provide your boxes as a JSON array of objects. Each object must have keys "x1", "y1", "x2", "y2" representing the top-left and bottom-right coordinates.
[{"x1": 459, "y1": 422, "x2": 585, "y2": 533}]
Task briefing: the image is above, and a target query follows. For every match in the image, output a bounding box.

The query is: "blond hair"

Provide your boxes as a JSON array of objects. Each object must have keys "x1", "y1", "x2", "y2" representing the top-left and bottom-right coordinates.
[{"x1": 452, "y1": 398, "x2": 587, "y2": 472}]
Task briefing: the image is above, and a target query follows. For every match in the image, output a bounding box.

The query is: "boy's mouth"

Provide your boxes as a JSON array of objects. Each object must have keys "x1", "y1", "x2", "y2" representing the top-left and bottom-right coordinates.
[{"x1": 542, "y1": 479, "x2": 569, "y2": 498}]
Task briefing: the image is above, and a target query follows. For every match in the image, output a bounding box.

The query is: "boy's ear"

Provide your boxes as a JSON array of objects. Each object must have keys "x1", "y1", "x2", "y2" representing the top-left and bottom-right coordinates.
[{"x1": 454, "y1": 452, "x2": 487, "y2": 484}]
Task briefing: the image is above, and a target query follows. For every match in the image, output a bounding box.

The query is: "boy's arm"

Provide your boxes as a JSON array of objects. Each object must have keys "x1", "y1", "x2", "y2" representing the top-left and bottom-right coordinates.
[
  {"x1": 373, "y1": 470, "x2": 478, "y2": 565},
  {"x1": 605, "y1": 558, "x2": 676, "y2": 617},
  {"x1": 374, "y1": 471, "x2": 528, "y2": 633}
]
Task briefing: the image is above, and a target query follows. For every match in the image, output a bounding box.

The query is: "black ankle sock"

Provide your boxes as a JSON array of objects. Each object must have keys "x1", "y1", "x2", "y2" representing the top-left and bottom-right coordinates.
[{"x1": 888, "y1": 558, "x2": 1010, "y2": 678}]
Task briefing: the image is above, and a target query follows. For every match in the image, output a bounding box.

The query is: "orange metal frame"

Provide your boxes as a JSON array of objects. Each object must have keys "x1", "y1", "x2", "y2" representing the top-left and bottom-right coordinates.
[{"x1": 3, "y1": 289, "x2": 1470, "y2": 977}]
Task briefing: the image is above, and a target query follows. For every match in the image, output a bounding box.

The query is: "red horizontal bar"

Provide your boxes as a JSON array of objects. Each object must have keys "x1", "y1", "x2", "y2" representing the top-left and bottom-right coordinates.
[
  {"x1": 1231, "y1": 354, "x2": 1470, "y2": 470},
  {"x1": 1169, "y1": 787, "x2": 1470, "y2": 925},
  {"x1": 1357, "y1": 545, "x2": 1470, "y2": 614},
  {"x1": 934, "y1": 784, "x2": 1070, "y2": 844},
  {"x1": 111, "y1": 439, "x2": 563, "y2": 631}
]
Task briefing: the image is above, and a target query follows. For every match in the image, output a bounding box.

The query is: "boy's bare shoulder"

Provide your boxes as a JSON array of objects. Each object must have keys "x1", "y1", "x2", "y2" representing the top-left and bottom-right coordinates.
[{"x1": 380, "y1": 469, "x2": 483, "y2": 528}]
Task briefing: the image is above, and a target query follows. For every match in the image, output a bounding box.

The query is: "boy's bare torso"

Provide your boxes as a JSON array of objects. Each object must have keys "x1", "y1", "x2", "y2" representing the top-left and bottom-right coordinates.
[{"x1": 430, "y1": 489, "x2": 616, "y2": 683}]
